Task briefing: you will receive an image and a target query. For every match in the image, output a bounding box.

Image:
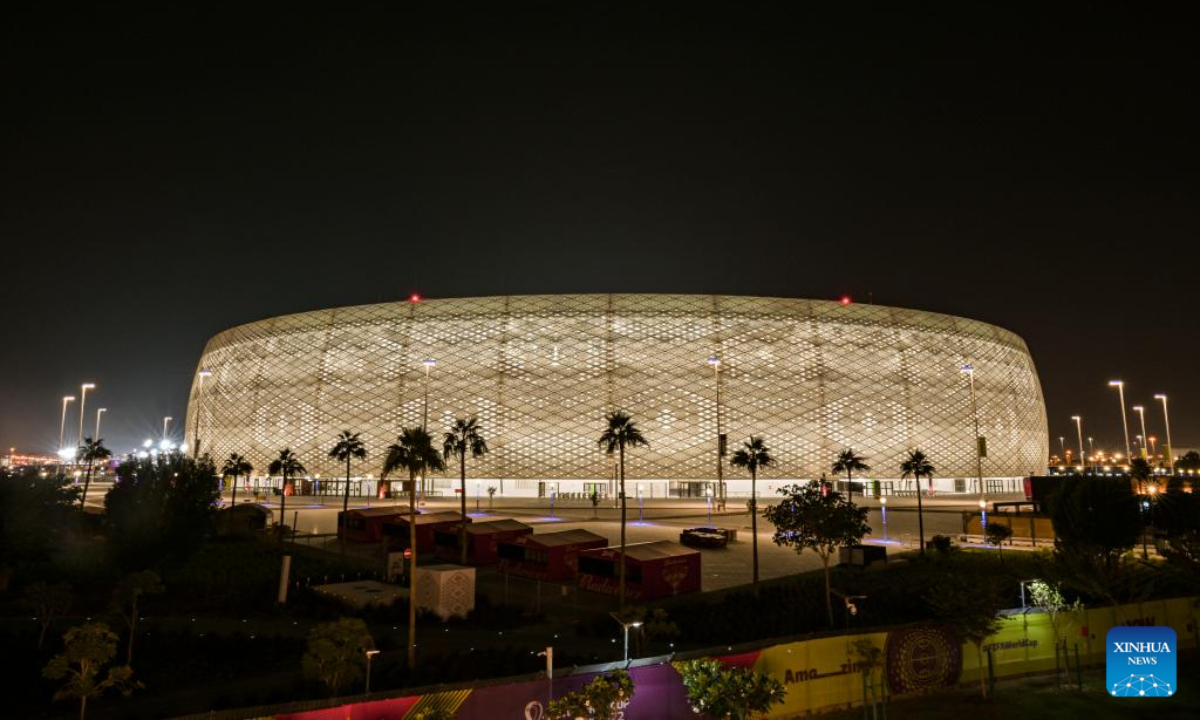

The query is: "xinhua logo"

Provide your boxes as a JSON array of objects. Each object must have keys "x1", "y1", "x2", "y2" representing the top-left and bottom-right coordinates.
[{"x1": 1106, "y1": 626, "x2": 1176, "y2": 697}]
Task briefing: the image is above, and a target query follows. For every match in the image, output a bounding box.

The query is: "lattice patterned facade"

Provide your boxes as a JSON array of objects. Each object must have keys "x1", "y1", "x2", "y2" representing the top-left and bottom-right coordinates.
[{"x1": 186, "y1": 295, "x2": 1048, "y2": 491}]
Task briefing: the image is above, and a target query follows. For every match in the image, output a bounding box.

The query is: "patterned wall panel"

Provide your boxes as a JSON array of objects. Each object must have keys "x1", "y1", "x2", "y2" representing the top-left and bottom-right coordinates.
[{"x1": 186, "y1": 295, "x2": 1048, "y2": 481}]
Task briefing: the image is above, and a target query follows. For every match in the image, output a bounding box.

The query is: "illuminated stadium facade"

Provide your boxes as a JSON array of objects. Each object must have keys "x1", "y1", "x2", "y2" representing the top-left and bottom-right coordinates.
[{"x1": 186, "y1": 295, "x2": 1048, "y2": 497}]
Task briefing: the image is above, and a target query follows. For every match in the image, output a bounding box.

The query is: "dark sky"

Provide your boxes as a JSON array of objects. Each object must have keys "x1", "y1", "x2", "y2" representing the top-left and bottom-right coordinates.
[{"x1": 1, "y1": 5, "x2": 1196, "y2": 456}]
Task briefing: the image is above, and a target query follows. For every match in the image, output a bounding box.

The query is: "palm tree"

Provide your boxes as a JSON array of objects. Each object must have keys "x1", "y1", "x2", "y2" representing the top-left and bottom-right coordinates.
[
  {"x1": 382, "y1": 427, "x2": 446, "y2": 670},
  {"x1": 900, "y1": 449, "x2": 936, "y2": 556},
  {"x1": 328, "y1": 431, "x2": 368, "y2": 515},
  {"x1": 730, "y1": 436, "x2": 772, "y2": 585},
  {"x1": 75, "y1": 437, "x2": 111, "y2": 511},
  {"x1": 443, "y1": 418, "x2": 488, "y2": 565},
  {"x1": 268, "y1": 449, "x2": 306, "y2": 541},
  {"x1": 220, "y1": 453, "x2": 253, "y2": 509},
  {"x1": 597, "y1": 410, "x2": 649, "y2": 615},
  {"x1": 831, "y1": 448, "x2": 870, "y2": 501}
]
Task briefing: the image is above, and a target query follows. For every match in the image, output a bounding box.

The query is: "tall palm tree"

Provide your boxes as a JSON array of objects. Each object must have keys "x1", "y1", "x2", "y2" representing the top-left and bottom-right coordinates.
[
  {"x1": 328, "y1": 430, "x2": 368, "y2": 515},
  {"x1": 268, "y1": 449, "x2": 306, "y2": 541},
  {"x1": 382, "y1": 426, "x2": 446, "y2": 670},
  {"x1": 730, "y1": 436, "x2": 772, "y2": 585},
  {"x1": 443, "y1": 418, "x2": 489, "y2": 565},
  {"x1": 831, "y1": 448, "x2": 870, "y2": 501},
  {"x1": 597, "y1": 410, "x2": 648, "y2": 615},
  {"x1": 75, "y1": 437, "x2": 111, "y2": 511},
  {"x1": 900, "y1": 449, "x2": 936, "y2": 556},
  {"x1": 220, "y1": 453, "x2": 253, "y2": 509}
]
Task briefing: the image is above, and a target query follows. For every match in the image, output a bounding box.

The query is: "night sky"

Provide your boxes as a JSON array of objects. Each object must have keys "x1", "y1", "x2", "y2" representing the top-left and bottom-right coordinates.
[{"x1": 2, "y1": 5, "x2": 1196, "y2": 456}]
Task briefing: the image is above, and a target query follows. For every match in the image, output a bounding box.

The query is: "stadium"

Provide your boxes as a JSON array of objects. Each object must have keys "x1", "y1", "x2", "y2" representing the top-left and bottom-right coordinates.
[{"x1": 185, "y1": 294, "x2": 1048, "y2": 498}]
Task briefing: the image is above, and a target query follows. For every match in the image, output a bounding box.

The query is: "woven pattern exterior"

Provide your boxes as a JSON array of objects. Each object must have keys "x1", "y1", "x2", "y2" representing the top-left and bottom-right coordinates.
[{"x1": 186, "y1": 295, "x2": 1048, "y2": 481}]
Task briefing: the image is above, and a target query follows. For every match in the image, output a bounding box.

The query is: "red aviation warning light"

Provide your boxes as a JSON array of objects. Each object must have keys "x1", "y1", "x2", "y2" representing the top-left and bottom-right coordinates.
[
  {"x1": 839, "y1": 295, "x2": 852, "y2": 306},
  {"x1": 409, "y1": 293, "x2": 422, "y2": 303}
]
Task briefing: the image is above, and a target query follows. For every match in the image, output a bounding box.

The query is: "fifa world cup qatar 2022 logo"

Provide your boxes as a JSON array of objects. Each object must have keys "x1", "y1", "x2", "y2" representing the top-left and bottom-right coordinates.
[{"x1": 1107, "y1": 626, "x2": 1177, "y2": 697}]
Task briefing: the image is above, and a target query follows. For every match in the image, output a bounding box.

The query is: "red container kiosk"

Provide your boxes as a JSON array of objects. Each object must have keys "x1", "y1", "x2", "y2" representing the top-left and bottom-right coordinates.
[
  {"x1": 338, "y1": 507, "x2": 408, "y2": 543},
  {"x1": 433, "y1": 519, "x2": 534, "y2": 565},
  {"x1": 498, "y1": 529, "x2": 608, "y2": 581},
  {"x1": 382, "y1": 511, "x2": 466, "y2": 554},
  {"x1": 577, "y1": 540, "x2": 701, "y2": 600}
]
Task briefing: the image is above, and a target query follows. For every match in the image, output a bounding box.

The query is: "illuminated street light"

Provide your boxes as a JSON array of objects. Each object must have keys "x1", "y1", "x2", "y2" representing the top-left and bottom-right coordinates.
[
  {"x1": 163, "y1": 416, "x2": 172, "y2": 441},
  {"x1": 58, "y1": 395, "x2": 76, "y2": 455},
  {"x1": 708, "y1": 355, "x2": 725, "y2": 508},
  {"x1": 610, "y1": 613, "x2": 643, "y2": 664},
  {"x1": 94, "y1": 407, "x2": 107, "y2": 440},
  {"x1": 364, "y1": 649, "x2": 380, "y2": 694},
  {"x1": 78, "y1": 383, "x2": 96, "y2": 446},
  {"x1": 1153, "y1": 394, "x2": 1174, "y2": 468},
  {"x1": 1071, "y1": 416, "x2": 1085, "y2": 474},
  {"x1": 1132, "y1": 405, "x2": 1148, "y2": 459},
  {"x1": 1108, "y1": 381, "x2": 1132, "y2": 460}
]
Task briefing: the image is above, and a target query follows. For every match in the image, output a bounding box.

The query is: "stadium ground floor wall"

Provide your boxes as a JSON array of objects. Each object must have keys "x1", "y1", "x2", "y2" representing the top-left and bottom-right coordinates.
[{"x1": 230, "y1": 475, "x2": 1029, "y2": 499}]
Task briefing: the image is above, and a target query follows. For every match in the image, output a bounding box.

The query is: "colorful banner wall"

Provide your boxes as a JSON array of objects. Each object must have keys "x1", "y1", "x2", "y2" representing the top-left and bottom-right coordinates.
[{"x1": 274, "y1": 596, "x2": 1198, "y2": 720}]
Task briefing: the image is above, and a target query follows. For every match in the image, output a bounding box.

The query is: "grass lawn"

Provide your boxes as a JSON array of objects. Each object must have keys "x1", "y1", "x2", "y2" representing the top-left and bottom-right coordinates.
[{"x1": 825, "y1": 659, "x2": 1197, "y2": 720}]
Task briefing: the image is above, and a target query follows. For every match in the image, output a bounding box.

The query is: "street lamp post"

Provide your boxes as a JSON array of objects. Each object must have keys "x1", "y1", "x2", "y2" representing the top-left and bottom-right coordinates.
[
  {"x1": 77, "y1": 383, "x2": 95, "y2": 446},
  {"x1": 960, "y1": 363, "x2": 984, "y2": 498},
  {"x1": 1058, "y1": 436, "x2": 1065, "y2": 464},
  {"x1": 1132, "y1": 405, "x2": 1149, "y2": 459},
  {"x1": 1108, "y1": 380, "x2": 1132, "y2": 461},
  {"x1": 1154, "y1": 394, "x2": 1174, "y2": 470},
  {"x1": 59, "y1": 396, "x2": 76, "y2": 454},
  {"x1": 1071, "y1": 416, "x2": 1085, "y2": 474},
  {"x1": 163, "y1": 416, "x2": 172, "y2": 442},
  {"x1": 192, "y1": 369, "x2": 212, "y2": 456},
  {"x1": 421, "y1": 358, "x2": 436, "y2": 496},
  {"x1": 94, "y1": 408, "x2": 107, "y2": 440},
  {"x1": 364, "y1": 649, "x2": 380, "y2": 694},
  {"x1": 611, "y1": 613, "x2": 643, "y2": 664},
  {"x1": 707, "y1": 355, "x2": 725, "y2": 509}
]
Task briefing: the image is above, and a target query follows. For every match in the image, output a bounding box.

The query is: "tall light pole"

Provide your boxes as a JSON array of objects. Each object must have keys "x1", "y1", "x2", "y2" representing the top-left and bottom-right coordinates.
[
  {"x1": 94, "y1": 408, "x2": 107, "y2": 440},
  {"x1": 708, "y1": 355, "x2": 725, "y2": 508},
  {"x1": 610, "y1": 613, "x2": 643, "y2": 664},
  {"x1": 960, "y1": 363, "x2": 984, "y2": 498},
  {"x1": 421, "y1": 358, "x2": 435, "y2": 495},
  {"x1": 59, "y1": 396, "x2": 76, "y2": 453},
  {"x1": 1154, "y1": 394, "x2": 1174, "y2": 469},
  {"x1": 1109, "y1": 380, "x2": 1131, "y2": 461},
  {"x1": 1132, "y1": 405, "x2": 1148, "y2": 459},
  {"x1": 77, "y1": 383, "x2": 95, "y2": 446},
  {"x1": 192, "y1": 369, "x2": 212, "y2": 456},
  {"x1": 1071, "y1": 416, "x2": 1085, "y2": 473},
  {"x1": 364, "y1": 649, "x2": 380, "y2": 694},
  {"x1": 1058, "y1": 436, "x2": 1065, "y2": 463},
  {"x1": 163, "y1": 416, "x2": 172, "y2": 441}
]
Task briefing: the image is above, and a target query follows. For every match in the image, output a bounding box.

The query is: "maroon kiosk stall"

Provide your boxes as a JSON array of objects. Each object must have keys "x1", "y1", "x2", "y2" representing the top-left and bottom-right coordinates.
[
  {"x1": 497, "y1": 529, "x2": 608, "y2": 581},
  {"x1": 433, "y1": 519, "x2": 533, "y2": 565},
  {"x1": 382, "y1": 511, "x2": 466, "y2": 554},
  {"x1": 338, "y1": 507, "x2": 408, "y2": 543},
  {"x1": 577, "y1": 540, "x2": 701, "y2": 600}
]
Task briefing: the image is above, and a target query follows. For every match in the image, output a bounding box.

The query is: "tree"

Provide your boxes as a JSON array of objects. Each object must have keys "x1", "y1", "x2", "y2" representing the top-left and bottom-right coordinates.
[
  {"x1": 831, "y1": 448, "x2": 870, "y2": 501},
  {"x1": 984, "y1": 522, "x2": 1013, "y2": 563},
  {"x1": 43, "y1": 623, "x2": 141, "y2": 720},
  {"x1": 328, "y1": 430, "x2": 368, "y2": 515},
  {"x1": 675, "y1": 658, "x2": 785, "y2": 720},
  {"x1": 487, "y1": 485, "x2": 497, "y2": 510},
  {"x1": 1027, "y1": 580, "x2": 1084, "y2": 642},
  {"x1": 597, "y1": 411, "x2": 648, "y2": 615},
  {"x1": 729, "y1": 436, "x2": 772, "y2": 586},
  {"x1": 546, "y1": 669, "x2": 634, "y2": 720},
  {"x1": 104, "y1": 454, "x2": 220, "y2": 568},
  {"x1": 382, "y1": 426, "x2": 446, "y2": 669},
  {"x1": 220, "y1": 453, "x2": 253, "y2": 509},
  {"x1": 900, "y1": 449, "x2": 935, "y2": 556},
  {"x1": 925, "y1": 574, "x2": 1005, "y2": 699},
  {"x1": 22, "y1": 581, "x2": 72, "y2": 650},
  {"x1": 443, "y1": 417, "x2": 489, "y2": 565},
  {"x1": 75, "y1": 437, "x2": 112, "y2": 512},
  {"x1": 301, "y1": 617, "x2": 374, "y2": 696},
  {"x1": 0, "y1": 467, "x2": 80, "y2": 570},
  {"x1": 1156, "y1": 489, "x2": 1200, "y2": 586},
  {"x1": 1129, "y1": 457, "x2": 1152, "y2": 492},
  {"x1": 764, "y1": 482, "x2": 870, "y2": 626},
  {"x1": 1049, "y1": 476, "x2": 1142, "y2": 607},
  {"x1": 268, "y1": 449, "x2": 307, "y2": 541},
  {"x1": 110, "y1": 570, "x2": 163, "y2": 666},
  {"x1": 1174, "y1": 450, "x2": 1200, "y2": 472}
]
